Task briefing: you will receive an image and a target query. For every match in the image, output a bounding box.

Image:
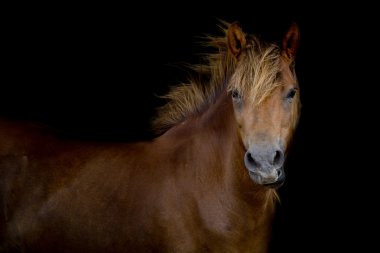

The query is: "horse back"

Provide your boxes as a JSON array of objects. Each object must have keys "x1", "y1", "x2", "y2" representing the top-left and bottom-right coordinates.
[{"x1": 0, "y1": 119, "x2": 166, "y2": 252}]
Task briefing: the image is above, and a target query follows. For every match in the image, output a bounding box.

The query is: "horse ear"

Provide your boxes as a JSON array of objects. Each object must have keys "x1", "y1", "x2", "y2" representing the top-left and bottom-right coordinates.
[
  {"x1": 282, "y1": 22, "x2": 300, "y2": 60},
  {"x1": 227, "y1": 22, "x2": 246, "y2": 58}
]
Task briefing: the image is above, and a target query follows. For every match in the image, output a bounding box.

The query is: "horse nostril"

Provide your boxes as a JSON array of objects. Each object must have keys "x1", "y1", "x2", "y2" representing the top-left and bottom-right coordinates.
[
  {"x1": 246, "y1": 152, "x2": 259, "y2": 168},
  {"x1": 273, "y1": 150, "x2": 283, "y2": 166},
  {"x1": 277, "y1": 169, "x2": 282, "y2": 177},
  {"x1": 247, "y1": 152, "x2": 254, "y2": 163}
]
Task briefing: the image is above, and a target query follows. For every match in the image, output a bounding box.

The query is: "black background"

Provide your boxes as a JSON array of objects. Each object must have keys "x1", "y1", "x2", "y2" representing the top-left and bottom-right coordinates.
[{"x1": 2, "y1": 2, "x2": 377, "y2": 252}]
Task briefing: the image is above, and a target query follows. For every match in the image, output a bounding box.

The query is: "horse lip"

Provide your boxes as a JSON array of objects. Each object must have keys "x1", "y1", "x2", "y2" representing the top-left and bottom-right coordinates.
[
  {"x1": 248, "y1": 168, "x2": 285, "y2": 189},
  {"x1": 262, "y1": 180, "x2": 284, "y2": 189}
]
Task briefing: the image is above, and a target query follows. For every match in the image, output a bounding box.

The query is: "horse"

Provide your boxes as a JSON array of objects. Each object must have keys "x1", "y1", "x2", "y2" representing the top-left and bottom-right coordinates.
[{"x1": 0, "y1": 21, "x2": 300, "y2": 253}]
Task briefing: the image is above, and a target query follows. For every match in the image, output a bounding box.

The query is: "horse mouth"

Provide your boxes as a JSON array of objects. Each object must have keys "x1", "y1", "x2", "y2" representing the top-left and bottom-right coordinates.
[
  {"x1": 262, "y1": 180, "x2": 285, "y2": 189},
  {"x1": 248, "y1": 169, "x2": 285, "y2": 189}
]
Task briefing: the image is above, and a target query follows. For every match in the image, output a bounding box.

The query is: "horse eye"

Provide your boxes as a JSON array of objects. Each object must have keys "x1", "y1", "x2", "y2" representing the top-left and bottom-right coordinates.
[
  {"x1": 286, "y1": 88, "x2": 297, "y2": 100},
  {"x1": 232, "y1": 90, "x2": 242, "y2": 100}
]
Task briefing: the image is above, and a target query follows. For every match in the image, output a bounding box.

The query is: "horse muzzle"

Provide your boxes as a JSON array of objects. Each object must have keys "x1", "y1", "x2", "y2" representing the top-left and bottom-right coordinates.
[{"x1": 244, "y1": 146, "x2": 286, "y2": 188}]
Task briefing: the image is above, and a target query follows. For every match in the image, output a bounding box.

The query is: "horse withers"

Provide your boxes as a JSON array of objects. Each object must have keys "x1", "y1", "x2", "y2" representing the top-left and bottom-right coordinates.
[{"x1": 0, "y1": 21, "x2": 300, "y2": 252}]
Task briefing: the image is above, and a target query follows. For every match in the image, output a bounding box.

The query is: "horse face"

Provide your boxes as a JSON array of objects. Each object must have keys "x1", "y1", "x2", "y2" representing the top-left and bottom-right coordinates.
[
  {"x1": 233, "y1": 59, "x2": 299, "y2": 188},
  {"x1": 227, "y1": 22, "x2": 300, "y2": 188}
]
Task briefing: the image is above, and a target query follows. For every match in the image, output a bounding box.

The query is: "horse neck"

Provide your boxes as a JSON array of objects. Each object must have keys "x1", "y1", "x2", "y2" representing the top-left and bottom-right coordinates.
[
  {"x1": 200, "y1": 91, "x2": 275, "y2": 197},
  {"x1": 162, "y1": 89, "x2": 276, "y2": 206}
]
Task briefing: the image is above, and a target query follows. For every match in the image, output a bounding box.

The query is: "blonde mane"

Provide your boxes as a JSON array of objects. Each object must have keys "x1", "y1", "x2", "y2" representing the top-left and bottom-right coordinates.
[{"x1": 153, "y1": 23, "x2": 283, "y2": 134}]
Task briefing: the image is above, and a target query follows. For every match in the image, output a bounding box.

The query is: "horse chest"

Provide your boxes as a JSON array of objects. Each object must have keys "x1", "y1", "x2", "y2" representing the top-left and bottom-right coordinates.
[{"x1": 155, "y1": 193, "x2": 273, "y2": 253}]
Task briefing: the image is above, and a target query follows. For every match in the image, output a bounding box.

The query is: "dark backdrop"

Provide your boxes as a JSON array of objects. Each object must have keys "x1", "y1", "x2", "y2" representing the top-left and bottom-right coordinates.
[{"x1": 2, "y1": 2, "x2": 377, "y2": 252}]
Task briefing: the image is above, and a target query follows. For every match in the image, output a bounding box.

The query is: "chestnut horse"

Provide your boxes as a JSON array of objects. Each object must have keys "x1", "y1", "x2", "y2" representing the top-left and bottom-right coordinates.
[{"x1": 0, "y1": 22, "x2": 300, "y2": 252}]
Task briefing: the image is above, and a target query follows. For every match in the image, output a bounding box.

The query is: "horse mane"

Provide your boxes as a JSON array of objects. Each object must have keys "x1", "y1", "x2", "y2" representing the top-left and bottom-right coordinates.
[{"x1": 153, "y1": 22, "x2": 283, "y2": 134}]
